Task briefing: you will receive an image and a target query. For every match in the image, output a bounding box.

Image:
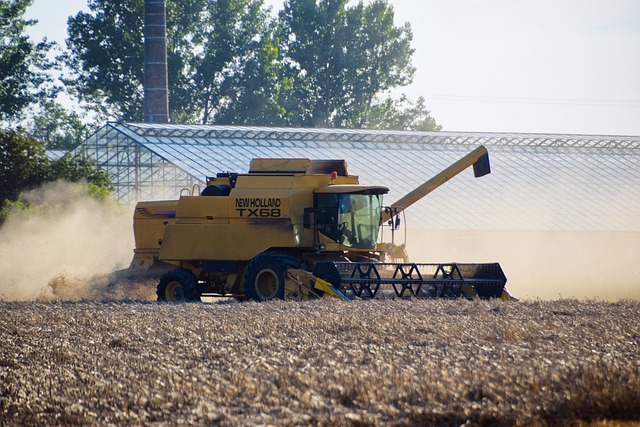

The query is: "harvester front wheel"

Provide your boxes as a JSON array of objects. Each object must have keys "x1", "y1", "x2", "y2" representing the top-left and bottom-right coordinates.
[
  {"x1": 157, "y1": 269, "x2": 201, "y2": 302},
  {"x1": 244, "y1": 252, "x2": 301, "y2": 301}
]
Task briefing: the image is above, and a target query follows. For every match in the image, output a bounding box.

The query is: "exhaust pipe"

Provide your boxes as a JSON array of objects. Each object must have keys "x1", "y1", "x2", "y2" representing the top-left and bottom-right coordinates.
[{"x1": 143, "y1": 0, "x2": 169, "y2": 123}]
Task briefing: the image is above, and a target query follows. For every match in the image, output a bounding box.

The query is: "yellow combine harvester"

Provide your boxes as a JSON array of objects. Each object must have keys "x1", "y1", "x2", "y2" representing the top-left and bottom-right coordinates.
[{"x1": 125, "y1": 146, "x2": 515, "y2": 302}]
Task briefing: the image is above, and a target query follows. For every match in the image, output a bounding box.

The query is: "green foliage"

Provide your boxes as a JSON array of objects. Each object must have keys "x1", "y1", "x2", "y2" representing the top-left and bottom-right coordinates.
[
  {"x1": 86, "y1": 181, "x2": 113, "y2": 200},
  {"x1": 0, "y1": 198, "x2": 28, "y2": 221},
  {"x1": 0, "y1": 127, "x2": 113, "y2": 223},
  {"x1": 211, "y1": 9, "x2": 287, "y2": 126},
  {"x1": 65, "y1": 0, "x2": 146, "y2": 122},
  {"x1": 183, "y1": 0, "x2": 278, "y2": 124},
  {"x1": 278, "y1": 0, "x2": 416, "y2": 128},
  {"x1": 48, "y1": 154, "x2": 113, "y2": 191},
  {"x1": 0, "y1": 0, "x2": 57, "y2": 122},
  {"x1": 66, "y1": 0, "x2": 275, "y2": 124},
  {"x1": 26, "y1": 101, "x2": 91, "y2": 150},
  {"x1": 0, "y1": 1, "x2": 84, "y2": 147},
  {"x1": 64, "y1": 0, "x2": 439, "y2": 130},
  {"x1": 0, "y1": 196, "x2": 56, "y2": 222},
  {"x1": 366, "y1": 95, "x2": 442, "y2": 131},
  {"x1": 0, "y1": 127, "x2": 48, "y2": 203},
  {"x1": 0, "y1": 180, "x2": 113, "y2": 223}
]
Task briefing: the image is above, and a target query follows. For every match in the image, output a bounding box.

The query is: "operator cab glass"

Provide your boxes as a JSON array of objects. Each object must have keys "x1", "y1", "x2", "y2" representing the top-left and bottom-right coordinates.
[{"x1": 315, "y1": 191, "x2": 385, "y2": 249}]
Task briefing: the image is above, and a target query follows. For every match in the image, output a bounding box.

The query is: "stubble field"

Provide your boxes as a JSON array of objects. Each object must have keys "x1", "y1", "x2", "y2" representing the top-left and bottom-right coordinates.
[{"x1": 1, "y1": 298, "x2": 639, "y2": 426}]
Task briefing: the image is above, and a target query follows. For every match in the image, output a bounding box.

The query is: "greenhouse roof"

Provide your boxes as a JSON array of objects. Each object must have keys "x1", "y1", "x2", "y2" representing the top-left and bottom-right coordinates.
[
  {"x1": 81, "y1": 122, "x2": 640, "y2": 232},
  {"x1": 45, "y1": 150, "x2": 68, "y2": 161}
]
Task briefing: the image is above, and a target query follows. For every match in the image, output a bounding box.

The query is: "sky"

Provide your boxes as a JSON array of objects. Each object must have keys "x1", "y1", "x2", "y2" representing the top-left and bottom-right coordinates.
[{"x1": 26, "y1": 0, "x2": 640, "y2": 136}]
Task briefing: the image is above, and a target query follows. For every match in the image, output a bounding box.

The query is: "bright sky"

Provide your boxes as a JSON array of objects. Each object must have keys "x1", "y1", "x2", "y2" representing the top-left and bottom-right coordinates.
[{"x1": 26, "y1": 0, "x2": 640, "y2": 136}]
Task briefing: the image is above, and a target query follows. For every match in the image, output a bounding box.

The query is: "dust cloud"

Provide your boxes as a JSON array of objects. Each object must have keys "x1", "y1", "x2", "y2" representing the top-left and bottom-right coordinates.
[
  {"x1": 405, "y1": 229, "x2": 640, "y2": 301},
  {"x1": 2, "y1": 180, "x2": 636, "y2": 302},
  {"x1": 0, "y1": 181, "x2": 155, "y2": 301},
  {"x1": 396, "y1": 161, "x2": 640, "y2": 301}
]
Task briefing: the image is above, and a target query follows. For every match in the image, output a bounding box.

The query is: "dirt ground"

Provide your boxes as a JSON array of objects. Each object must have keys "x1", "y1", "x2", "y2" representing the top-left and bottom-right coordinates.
[{"x1": 1, "y1": 298, "x2": 639, "y2": 426}]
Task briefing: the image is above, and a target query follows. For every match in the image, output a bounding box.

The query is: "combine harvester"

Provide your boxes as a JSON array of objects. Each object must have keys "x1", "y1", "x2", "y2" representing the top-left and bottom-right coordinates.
[{"x1": 126, "y1": 146, "x2": 515, "y2": 301}]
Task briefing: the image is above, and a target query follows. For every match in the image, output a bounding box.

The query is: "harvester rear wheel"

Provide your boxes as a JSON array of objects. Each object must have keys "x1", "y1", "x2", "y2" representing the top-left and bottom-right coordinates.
[
  {"x1": 244, "y1": 252, "x2": 301, "y2": 301},
  {"x1": 157, "y1": 269, "x2": 201, "y2": 302}
]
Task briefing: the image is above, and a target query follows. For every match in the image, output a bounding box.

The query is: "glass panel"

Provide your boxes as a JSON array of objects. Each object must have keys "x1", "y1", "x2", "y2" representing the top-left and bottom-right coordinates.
[
  {"x1": 315, "y1": 193, "x2": 383, "y2": 249},
  {"x1": 315, "y1": 193, "x2": 339, "y2": 241},
  {"x1": 338, "y1": 194, "x2": 383, "y2": 249}
]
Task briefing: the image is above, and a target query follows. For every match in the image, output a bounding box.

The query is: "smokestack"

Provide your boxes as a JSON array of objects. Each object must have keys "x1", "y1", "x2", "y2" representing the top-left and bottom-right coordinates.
[{"x1": 143, "y1": 0, "x2": 169, "y2": 123}]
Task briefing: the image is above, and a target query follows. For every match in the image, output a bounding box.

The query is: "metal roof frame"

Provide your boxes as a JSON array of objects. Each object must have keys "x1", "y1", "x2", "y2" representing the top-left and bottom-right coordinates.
[
  {"x1": 119, "y1": 122, "x2": 640, "y2": 149},
  {"x1": 77, "y1": 122, "x2": 640, "y2": 231}
]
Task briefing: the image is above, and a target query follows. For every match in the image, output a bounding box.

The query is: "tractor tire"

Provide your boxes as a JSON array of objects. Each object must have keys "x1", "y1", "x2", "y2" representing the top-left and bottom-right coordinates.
[
  {"x1": 244, "y1": 252, "x2": 302, "y2": 301},
  {"x1": 157, "y1": 269, "x2": 201, "y2": 302}
]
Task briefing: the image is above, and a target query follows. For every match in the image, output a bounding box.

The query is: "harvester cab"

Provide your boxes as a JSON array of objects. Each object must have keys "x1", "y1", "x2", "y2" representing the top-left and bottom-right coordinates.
[
  {"x1": 313, "y1": 185, "x2": 388, "y2": 251},
  {"x1": 125, "y1": 146, "x2": 515, "y2": 302}
]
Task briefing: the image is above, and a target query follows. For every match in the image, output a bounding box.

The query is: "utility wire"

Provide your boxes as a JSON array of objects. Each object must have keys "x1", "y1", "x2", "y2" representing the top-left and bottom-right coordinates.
[{"x1": 422, "y1": 94, "x2": 640, "y2": 107}]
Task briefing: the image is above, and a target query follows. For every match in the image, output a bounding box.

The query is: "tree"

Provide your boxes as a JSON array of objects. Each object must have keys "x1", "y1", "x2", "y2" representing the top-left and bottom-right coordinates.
[
  {"x1": 0, "y1": 127, "x2": 112, "y2": 217},
  {"x1": 65, "y1": 0, "x2": 146, "y2": 122},
  {"x1": 65, "y1": 0, "x2": 440, "y2": 130},
  {"x1": 278, "y1": 0, "x2": 416, "y2": 128},
  {"x1": 365, "y1": 95, "x2": 442, "y2": 131},
  {"x1": 66, "y1": 0, "x2": 274, "y2": 124},
  {"x1": 197, "y1": 2, "x2": 286, "y2": 125},
  {"x1": 0, "y1": 0, "x2": 57, "y2": 122},
  {"x1": 26, "y1": 100, "x2": 92, "y2": 150},
  {"x1": 47, "y1": 154, "x2": 112, "y2": 193},
  {"x1": 0, "y1": 127, "x2": 48, "y2": 203},
  {"x1": 0, "y1": 1, "x2": 88, "y2": 149},
  {"x1": 214, "y1": 19, "x2": 290, "y2": 126}
]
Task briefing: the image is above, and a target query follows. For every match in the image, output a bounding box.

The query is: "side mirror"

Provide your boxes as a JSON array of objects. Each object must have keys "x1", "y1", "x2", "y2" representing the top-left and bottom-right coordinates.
[{"x1": 303, "y1": 207, "x2": 313, "y2": 228}]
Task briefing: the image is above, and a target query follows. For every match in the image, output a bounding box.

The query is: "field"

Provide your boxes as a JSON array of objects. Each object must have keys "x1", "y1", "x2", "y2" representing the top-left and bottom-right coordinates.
[{"x1": 1, "y1": 298, "x2": 639, "y2": 426}]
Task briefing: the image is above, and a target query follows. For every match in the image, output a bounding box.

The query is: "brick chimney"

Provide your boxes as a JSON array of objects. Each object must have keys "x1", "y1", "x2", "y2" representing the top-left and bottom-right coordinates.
[{"x1": 143, "y1": 0, "x2": 169, "y2": 123}]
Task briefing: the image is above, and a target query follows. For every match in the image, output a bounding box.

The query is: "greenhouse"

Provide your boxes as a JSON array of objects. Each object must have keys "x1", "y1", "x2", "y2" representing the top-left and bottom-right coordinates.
[{"x1": 76, "y1": 122, "x2": 640, "y2": 232}]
